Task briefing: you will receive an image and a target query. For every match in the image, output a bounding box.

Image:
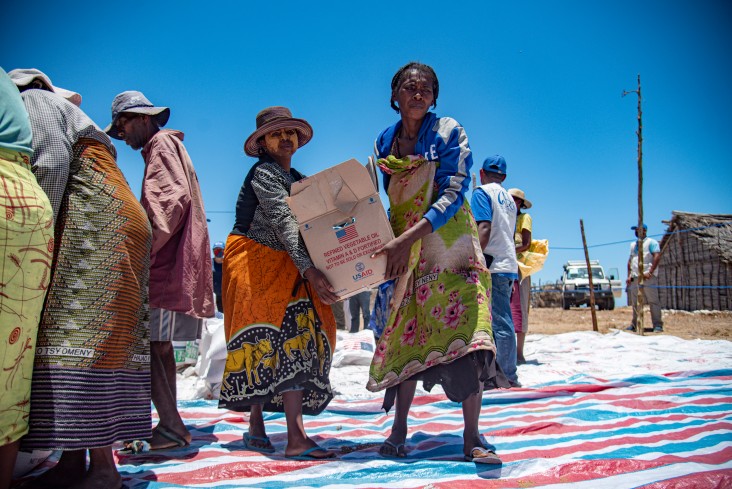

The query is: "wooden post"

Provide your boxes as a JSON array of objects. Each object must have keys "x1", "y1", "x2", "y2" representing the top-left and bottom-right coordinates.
[
  {"x1": 580, "y1": 219, "x2": 599, "y2": 332},
  {"x1": 624, "y1": 75, "x2": 645, "y2": 335}
]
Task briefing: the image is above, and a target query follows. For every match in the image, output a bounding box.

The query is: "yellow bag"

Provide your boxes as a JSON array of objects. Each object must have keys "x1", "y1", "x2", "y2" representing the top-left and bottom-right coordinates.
[{"x1": 517, "y1": 239, "x2": 549, "y2": 278}]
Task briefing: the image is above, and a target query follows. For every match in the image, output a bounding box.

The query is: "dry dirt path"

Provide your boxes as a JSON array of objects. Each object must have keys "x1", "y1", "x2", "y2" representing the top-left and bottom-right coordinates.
[{"x1": 529, "y1": 306, "x2": 732, "y2": 341}]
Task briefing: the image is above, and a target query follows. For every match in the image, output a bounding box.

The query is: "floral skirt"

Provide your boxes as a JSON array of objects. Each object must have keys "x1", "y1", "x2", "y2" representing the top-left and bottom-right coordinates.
[{"x1": 367, "y1": 156, "x2": 508, "y2": 408}]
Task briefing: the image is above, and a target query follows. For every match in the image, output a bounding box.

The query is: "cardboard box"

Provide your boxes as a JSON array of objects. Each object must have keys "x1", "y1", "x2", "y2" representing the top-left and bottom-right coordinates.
[{"x1": 287, "y1": 159, "x2": 394, "y2": 299}]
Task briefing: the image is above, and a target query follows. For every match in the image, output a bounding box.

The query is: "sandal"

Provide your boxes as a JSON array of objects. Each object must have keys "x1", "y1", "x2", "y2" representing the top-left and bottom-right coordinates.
[
  {"x1": 151, "y1": 425, "x2": 190, "y2": 450},
  {"x1": 465, "y1": 446, "x2": 502, "y2": 464},
  {"x1": 379, "y1": 439, "x2": 407, "y2": 458},
  {"x1": 243, "y1": 433, "x2": 275, "y2": 454},
  {"x1": 285, "y1": 445, "x2": 335, "y2": 461}
]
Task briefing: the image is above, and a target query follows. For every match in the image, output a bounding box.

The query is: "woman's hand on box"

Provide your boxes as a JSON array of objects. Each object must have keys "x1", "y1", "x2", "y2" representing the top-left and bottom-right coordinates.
[
  {"x1": 372, "y1": 218, "x2": 433, "y2": 280},
  {"x1": 304, "y1": 267, "x2": 339, "y2": 305}
]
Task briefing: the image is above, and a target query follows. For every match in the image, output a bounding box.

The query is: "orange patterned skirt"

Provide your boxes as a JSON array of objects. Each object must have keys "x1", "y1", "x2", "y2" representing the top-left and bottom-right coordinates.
[{"x1": 219, "y1": 234, "x2": 336, "y2": 415}]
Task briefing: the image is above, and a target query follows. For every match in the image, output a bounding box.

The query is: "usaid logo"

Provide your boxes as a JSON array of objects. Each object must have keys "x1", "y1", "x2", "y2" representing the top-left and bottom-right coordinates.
[{"x1": 353, "y1": 262, "x2": 373, "y2": 282}]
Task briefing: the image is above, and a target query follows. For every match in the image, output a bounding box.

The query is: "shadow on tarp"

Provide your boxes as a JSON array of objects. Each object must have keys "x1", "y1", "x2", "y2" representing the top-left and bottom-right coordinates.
[{"x1": 43, "y1": 370, "x2": 732, "y2": 488}]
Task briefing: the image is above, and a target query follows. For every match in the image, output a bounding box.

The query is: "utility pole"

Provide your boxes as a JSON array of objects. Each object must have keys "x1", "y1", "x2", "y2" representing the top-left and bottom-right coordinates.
[
  {"x1": 623, "y1": 75, "x2": 644, "y2": 336},
  {"x1": 580, "y1": 219, "x2": 598, "y2": 332}
]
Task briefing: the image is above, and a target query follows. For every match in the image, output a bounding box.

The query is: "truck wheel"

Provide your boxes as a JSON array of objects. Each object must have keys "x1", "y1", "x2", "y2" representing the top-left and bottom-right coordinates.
[
  {"x1": 562, "y1": 299, "x2": 570, "y2": 310},
  {"x1": 607, "y1": 297, "x2": 615, "y2": 311}
]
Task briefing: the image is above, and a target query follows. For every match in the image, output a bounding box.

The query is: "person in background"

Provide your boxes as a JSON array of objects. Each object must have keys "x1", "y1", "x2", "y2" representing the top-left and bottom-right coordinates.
[
  {"x1": 471, "y1": 155, "x2": 520, "y2": 387},
  {"x1": 219, "y1": 106, "x2": 338, "y2": 460},
  {"x1": 348, "y1": 290, "x2": 371, "y2": 333},
  {"x1": 0, "y1": 67, "x2": 54, "y2": 489},
  {"x1": 212, "y1": 241, "x2": 225, "y2": 315},
  {"x1": 368, "y1": 62, "x2": 508, "y2": 464},
  {"x1": 508, "y1": 188, "x2": 533, "y2": 365},
  {"x1": 331, "y1": 301, "x2": 347, "y2": 330},
  {"x1": 10, "y1": 68, "x2": 151, "y2": 489},
  {"x1": 626, "y1": 224, "x2": 664, "y2": 333},
  {"x1": 106, "y1": 90, "x2": 214, "y2": 451}
]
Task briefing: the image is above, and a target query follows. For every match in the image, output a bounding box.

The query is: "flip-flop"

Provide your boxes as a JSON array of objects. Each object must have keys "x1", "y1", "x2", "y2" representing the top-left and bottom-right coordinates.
[
  {"x1": 243, "y1": 433, "x2": 276, "y2": 454},
  {"x1": 379, "y1": 439, "x2": 407, "y2": 458},
  {"x1": 465, "y1": 446, "x2": 502, "y2": 464},
  {"x1": 150, "y1": 425, "x2": 190, "y2": 450},
  {"x1": 286, "y1": 445, "x2": 335, "y2": 461}
]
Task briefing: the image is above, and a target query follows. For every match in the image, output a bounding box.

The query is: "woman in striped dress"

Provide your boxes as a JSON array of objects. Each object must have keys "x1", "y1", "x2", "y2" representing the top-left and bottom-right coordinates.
[{"x1": 10, "y1": 69, "x2": 152, "y2": 489}]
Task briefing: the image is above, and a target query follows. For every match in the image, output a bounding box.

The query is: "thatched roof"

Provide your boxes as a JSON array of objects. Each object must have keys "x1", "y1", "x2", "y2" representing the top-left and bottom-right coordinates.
[{"x1": 661, "y1": 211, "x2": 732, "y2": 264}]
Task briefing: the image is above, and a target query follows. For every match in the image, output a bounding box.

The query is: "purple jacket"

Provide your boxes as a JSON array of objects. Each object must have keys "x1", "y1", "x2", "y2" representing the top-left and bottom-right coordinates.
[{"x1": 141, "y1": 129, "x2": 214, "y2": 318}]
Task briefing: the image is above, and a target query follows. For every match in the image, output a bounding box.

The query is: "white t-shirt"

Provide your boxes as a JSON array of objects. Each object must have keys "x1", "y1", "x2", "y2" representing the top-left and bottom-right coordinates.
[
  {"x1": 629, "y1": 237, "x2": 660, "y2": 277},
  {"x1": 471, "y1": 183, "x2": 518, "y2": 275}
]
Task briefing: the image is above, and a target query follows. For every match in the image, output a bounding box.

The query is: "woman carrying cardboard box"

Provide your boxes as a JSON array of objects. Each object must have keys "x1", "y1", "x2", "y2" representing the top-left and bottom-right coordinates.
[{"x1": 219, "y1": 107, "x2": 338, "y2": 460}]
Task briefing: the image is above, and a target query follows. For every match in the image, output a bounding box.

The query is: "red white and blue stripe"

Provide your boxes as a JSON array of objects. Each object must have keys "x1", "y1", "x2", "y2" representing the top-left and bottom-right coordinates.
[{"x1": 25, "y1": 369, "x2": 732, "y2": 488}]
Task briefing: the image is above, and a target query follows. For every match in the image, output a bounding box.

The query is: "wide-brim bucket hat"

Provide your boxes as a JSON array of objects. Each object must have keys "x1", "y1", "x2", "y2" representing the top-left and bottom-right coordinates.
[
  {"x1": 244, "y1": 106, "x2": 313, "y2": 157},
  {"x1": 104, "y1": 91, "x2": 170, "y2": 140},
  {"x1": 8, "y1": 68, "x2": 82, "y2": 107},
  {"x1": 507, "y1": 187, "x2": 532, "y2": 209}
]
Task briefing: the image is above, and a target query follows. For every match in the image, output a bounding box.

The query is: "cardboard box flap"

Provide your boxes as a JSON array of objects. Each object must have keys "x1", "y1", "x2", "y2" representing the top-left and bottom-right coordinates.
[
  {"x1": 287, "y1": 158, "x2": 393, "y2": 299},
  {"x1": 331, "y1": 174, "x2": 359, "y2": 214},
  {"x1": 287, "y1": 180, "x2": 326, "y2": 223},
  {"x1": 289, "y1": 159, "x2": 377, "y2": 222}
]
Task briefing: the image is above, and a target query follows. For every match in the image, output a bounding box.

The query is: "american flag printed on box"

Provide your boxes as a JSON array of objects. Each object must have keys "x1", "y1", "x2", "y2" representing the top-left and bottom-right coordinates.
[{"x1": 335, "y1": 224, "x2": 358, "y2": 243}]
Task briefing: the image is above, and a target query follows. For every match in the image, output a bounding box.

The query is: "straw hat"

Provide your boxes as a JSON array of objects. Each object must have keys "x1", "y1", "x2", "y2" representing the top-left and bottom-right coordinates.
[
  {"x1": 104, "y1": 91, "x2": 170, "y2": 140},
  {"x1": 244, "y1": 106, "x2": 313, "y2": 157},
  {"x1": 8, "y1": 68, "x2": 82, "y2": 106},
  {"x1": 508, "y1": 188, "x2": 532, "y2": 209}
]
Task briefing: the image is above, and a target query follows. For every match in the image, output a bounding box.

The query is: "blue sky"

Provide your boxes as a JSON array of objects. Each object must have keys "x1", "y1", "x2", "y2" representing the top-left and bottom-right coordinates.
[{"x1": 4, "y1": 1, "x2": 731, "y2": 302}]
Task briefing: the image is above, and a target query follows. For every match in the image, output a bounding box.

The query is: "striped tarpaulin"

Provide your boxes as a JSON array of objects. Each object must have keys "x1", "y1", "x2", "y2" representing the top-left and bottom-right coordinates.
[{"x1": 107, "y1": 369, "x2": 731, "y2": 487}]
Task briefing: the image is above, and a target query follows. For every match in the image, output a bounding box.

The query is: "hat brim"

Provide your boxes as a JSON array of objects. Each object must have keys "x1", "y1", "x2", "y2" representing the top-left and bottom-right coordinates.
[
  {"x1": 243, "y1": 118, "x2": 313, "y2": 157},
  {"x1": 9, "y1": 70, "x2": 82, "y2": 107},
  {"x1": 521, "y1": 198, "x2": 532, "y2": 209},
  {"x1": 104, "y1": 107, "x2": 170, "y2": 140}
]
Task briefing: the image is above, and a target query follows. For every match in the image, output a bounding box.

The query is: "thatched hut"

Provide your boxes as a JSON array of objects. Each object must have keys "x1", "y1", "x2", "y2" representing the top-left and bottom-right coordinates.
[{"x1": 656, "y1": 211, "x2": 732, "y2": 311}]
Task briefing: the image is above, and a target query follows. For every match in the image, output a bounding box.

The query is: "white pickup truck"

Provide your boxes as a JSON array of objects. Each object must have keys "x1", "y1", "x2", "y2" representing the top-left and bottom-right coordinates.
[{"x1": 561, "y1": 260, "x2": 615, "y2": 310}]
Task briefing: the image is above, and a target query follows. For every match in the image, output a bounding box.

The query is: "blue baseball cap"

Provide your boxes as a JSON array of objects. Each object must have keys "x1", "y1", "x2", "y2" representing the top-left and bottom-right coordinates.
[
  {"x1": 631, "y1": 224, "x2": 648, "y2": 230},
  {"x1": 482, "y1": 155, "x2": 507, "y2": 175},
  {"x1": 212, "y1": 241, "x2": 225, "y2": 250}
]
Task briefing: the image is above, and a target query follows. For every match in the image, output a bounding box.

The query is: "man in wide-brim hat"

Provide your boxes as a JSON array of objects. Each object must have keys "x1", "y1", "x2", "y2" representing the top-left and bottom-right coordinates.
[{"x1": 106, "y1": 90, "x2": 215, "y2": 451}]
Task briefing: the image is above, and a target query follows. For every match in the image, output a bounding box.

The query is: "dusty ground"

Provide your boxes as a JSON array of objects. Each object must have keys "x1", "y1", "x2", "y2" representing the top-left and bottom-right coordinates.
[{"x1": 529, "y1": 306, "x2": 732, "y2": 341}]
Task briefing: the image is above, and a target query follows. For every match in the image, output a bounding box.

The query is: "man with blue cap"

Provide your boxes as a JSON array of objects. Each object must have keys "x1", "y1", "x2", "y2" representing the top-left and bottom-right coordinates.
[
  {"x1": 626, "y1": 224, "x2": 663, "y2": 332},
  {"x1": 470, "y1": 155, "x2": 520, "y2": 387}
]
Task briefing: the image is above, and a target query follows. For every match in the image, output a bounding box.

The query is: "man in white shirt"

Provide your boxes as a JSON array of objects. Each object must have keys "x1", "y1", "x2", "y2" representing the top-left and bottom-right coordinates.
[
  {"x1": 626, "y1": 224, "x2": 663, "y2": 332},
  {"x1": 470, "y1": 155, "x2": 520, "y2": 386}
]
